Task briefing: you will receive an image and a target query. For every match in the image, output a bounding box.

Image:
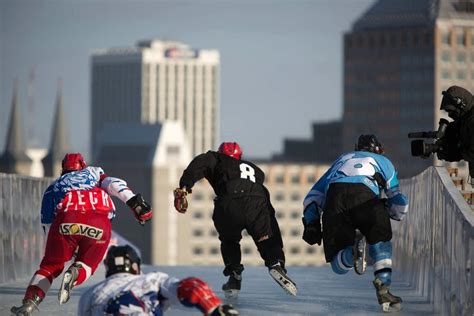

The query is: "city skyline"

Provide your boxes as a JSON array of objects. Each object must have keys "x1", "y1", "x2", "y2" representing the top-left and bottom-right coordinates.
[{"x1": 0, "y1": 0, "x2": 374, "y2": 159}]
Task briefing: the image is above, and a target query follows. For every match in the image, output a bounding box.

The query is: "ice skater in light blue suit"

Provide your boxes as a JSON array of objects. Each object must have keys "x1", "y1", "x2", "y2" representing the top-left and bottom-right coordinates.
[{"x1": 302, "y1": 134, "x2": 408, "y2": 312}]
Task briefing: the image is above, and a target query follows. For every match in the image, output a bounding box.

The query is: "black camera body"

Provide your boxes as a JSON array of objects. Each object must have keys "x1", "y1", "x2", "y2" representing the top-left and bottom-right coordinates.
[{"x1": 408, "y1": 119, "x2": 450, "y2": 158}]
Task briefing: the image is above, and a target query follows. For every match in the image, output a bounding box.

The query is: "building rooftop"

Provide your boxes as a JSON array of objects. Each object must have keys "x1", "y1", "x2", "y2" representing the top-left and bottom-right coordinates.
[{"x1": 352, "y1": 0, "x2": 474, "y2": 31}]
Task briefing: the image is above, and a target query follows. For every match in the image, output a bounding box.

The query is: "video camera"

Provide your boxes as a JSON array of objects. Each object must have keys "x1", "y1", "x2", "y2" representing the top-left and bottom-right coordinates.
[{"x1": 408, "y1": 118, "x2": 449, "y2": 158}]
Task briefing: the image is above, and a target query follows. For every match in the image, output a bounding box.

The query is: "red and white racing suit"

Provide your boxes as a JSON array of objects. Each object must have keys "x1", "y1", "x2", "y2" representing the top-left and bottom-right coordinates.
[{"x1": 23, "y1": 166, "x2": 137, "y2": 304}]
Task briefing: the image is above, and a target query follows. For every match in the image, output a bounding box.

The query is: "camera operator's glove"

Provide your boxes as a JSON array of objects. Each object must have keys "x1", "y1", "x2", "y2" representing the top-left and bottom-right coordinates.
[
  {"x1": 302, "y1": 218, "x2": 322, "y2": 246},
  {"x1": 174, "y1": 188, "x2": 190, "y2": 214},
  {"x1": 126, "y1": 194, "x2": 153, "y2": 224}
]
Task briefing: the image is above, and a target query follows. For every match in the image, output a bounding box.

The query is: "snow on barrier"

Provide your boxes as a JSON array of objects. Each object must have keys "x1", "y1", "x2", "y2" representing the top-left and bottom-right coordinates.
[
  {"x1": 395, "y1": 167, "x2": 474, "y2": 316},
  {"x1": 0, "y1": 173, "x2": 51, "y2": 283}
]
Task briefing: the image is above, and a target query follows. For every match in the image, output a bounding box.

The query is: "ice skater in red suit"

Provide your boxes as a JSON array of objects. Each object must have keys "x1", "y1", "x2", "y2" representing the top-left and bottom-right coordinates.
[{"x1": 11, "y1": 153, "x2": 153, "y2": 315}]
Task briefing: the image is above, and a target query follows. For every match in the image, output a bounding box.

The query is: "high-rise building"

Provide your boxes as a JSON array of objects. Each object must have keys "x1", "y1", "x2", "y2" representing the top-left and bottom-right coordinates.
[
  {"x1": 90, "y1": 40, "x2": 220, "y2": 159},
  {"x1": 343, "y1": 0, "x2": 474, "y2": 177},
  {"x1": 273, "y1": 121, "x2": 343, "y2": 164}
]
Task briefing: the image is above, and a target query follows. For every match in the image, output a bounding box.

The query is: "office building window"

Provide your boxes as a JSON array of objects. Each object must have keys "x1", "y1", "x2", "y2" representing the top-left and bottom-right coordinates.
[
  {"x1": 457, "y1": 70, "x2": 466, "y2": 80},
  {"x1": 441, "y1": 31, "x2": 450, "y2": 45},
  {"x1": 243, "y1": 247, "x2": 252, "y2": 255},
  {"x1": 442, "y1": 70, "x2": 451, "y2": 79},
  {"x1": 210, "y1": 247, "x2": 219, "y2": 255},
  {"x1": 291, "y1": 174, "x2": 300, "y2": 184},
  {"x1": 441, "y1": 51, "x2": 451, "y2": 62},
  {"x1": 291, "y1": 193, "x2": 300, "y2": 201},
  {"x1": 193, "y1": 247, "x2": 203, "y2": 255},
  {"x1": 290, "y1": 228, "x2": 300, "y2": 237},
  {"x1": 290, "y1": 247, "x2": 300, "y2": 254},
  {"x1": 192, "y1": 212, "x2": 203, "y2": 219},
  {"x1": 306, "y1": 247, "x2": 316, "y2": 254},
  {"x1": 209, "y1": 229, "x2": 218, "y2": 237},
  {"x1": 291, "y1": 211, "x2": 300, "y2": 219},
  {"x1": 275, "y1": 193, "x2": 284, "y2": 201},
  {"x1": 193, "y1": 229, "x2": 203, "y2": 237},
  {"x1": 307, "y1": 174, "x2": 316, "y2": 183},
  {"x1": 275, "y1": 174, "x2": 284, "y2": 184},
  {"x1": 276, "y1": 211, "x2": 284, "y2": 219},
  {"x1": 456, "y1": 32, "x2": 465, "y2": 46},
  {"x1": 457, "y1": 52, "x2": 466, "y2": 63}
]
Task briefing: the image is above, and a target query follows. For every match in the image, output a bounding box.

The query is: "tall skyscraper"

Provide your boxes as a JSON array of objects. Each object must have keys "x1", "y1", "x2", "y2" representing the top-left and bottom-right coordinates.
[
  {"x1": 91, "y1": 40, "x2": 220, "y2": 158},
  {"x1": 343, "y1": 0, "x2": 474, "y2": 177}
]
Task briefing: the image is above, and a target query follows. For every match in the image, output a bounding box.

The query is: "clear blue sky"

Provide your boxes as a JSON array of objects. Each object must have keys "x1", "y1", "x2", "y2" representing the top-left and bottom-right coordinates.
[{"x1": 0, "y1": 0, "x2": 374, "y2": 159}]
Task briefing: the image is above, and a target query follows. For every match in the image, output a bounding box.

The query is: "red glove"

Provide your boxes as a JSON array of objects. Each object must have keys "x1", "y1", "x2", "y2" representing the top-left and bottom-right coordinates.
[
  {"x1": 126, "y1": 194, "x2": 152, "y2": 224},
  {"x1": 177, "y1": 277, "x2": 221, "y2": 315},
  {"x1": 174, "y1": 188, "x2": 189, "y2": 214}
]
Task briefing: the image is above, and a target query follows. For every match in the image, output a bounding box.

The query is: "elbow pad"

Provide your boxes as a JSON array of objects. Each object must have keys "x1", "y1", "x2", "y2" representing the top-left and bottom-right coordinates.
[
  {"x1": 101, "y1": 177, "x2": 134, "y2": 203},
  {"x1": 387, "y1": 193, "x2": 409, "y2": 221}
]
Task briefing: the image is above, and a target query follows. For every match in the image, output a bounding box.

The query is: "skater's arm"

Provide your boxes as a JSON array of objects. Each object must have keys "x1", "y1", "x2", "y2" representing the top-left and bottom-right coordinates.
[
  {"x1": 179, "y1": 152, "x2": 217, "y2": 191},
  {"x1": 40, "y1": 184, "x2": 55, "y2": 235},
  {"x1": 377, "y1": 157, "x2": 409, "y2": 221},
  {"x1": 176, "y1": 277, "x2": 229, "y2": 315},
  {"x1": 100, "y1": 176, "x2": 135, "y2": 203}
]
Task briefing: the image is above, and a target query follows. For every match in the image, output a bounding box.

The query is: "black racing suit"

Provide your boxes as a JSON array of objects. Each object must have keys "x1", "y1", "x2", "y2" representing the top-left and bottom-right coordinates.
[
  {"x1": 438, "y1": 108, "x2": 474, "y2": 178},
  {"x1": 179, "y1": 151, "x2": 285, "y2": 276}
]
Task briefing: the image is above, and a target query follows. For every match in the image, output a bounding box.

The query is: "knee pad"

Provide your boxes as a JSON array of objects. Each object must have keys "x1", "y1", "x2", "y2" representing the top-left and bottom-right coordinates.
[{"x1": 330, "y1": 247, "x2": 353, "y2": 275}]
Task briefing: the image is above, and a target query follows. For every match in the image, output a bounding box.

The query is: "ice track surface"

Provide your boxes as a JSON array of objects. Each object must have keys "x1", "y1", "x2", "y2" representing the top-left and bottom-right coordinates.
[{"x1": 0, "y1": 266, "x2": 434, "y2": 315}]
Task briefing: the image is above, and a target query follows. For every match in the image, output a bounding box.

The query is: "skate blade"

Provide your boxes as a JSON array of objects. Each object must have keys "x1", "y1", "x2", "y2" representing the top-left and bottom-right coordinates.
[
  {"x1": 354, "y1": 236, "x2": 367, "y2": 275},
  {"x1": 269, "y1": 269, "x2": 298, "y2": 296},
  {"x1": 354, "y1": 258, "x2": 367, "y2": 275},
  {"x1": 223, "y1": 289, "x2": 240, "y2": 299},
  {"x1": 381, "y1": 302, "x2": 401, "y2": 313},
  {"x1": 58, "y1": 271, "x2": 74, "y2": 305}
]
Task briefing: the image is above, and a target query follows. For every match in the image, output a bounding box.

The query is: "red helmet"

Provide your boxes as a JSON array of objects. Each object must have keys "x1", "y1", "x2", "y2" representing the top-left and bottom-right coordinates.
[
  {"x1": 61, "y1": 153, "x2": 87, "y2": 174},
  {"x1": 218, "y1": 142, "x2": 242, "y2": 160}
]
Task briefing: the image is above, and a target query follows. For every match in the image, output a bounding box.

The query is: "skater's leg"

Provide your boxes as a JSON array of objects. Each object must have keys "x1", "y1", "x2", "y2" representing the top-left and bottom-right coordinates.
[
  {"x1": 368, "y1": 241, "x2": 392, "y2": 285},
  {"x1": 369, "y1": 241, "x2": 402, "y2": 312},
  {"x1": 59, "y1": 213, "x2": 111, "y2": 305},
  {"x1": 12, "y1": 215, "x2": 76, "y2": 314},
  {"x1": 330, "y1": 246, "x2": 354, "y2": 274},
  {"x1": 246, "y1": 200, "x2": 297, "y2": 296}
]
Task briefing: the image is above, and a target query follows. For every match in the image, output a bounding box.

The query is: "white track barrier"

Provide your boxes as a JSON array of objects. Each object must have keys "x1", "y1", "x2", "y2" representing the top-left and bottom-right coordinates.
[{"x1": 395, "y1": 167, "x2": 474, "y2": 315}]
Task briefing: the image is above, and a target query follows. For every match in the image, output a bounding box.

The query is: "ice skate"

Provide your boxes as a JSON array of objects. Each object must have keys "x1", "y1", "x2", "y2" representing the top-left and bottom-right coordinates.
[
  {"x1": 222, "y1": 271, "x2": 242, "y2": 299},
  {"x1": 10, "y1": 297, "x2": 40, "y2": 315},
  {"x1": 268, "y1": 263, "x2": 297, "y2": 296},
  {"x1": 373, "y1": 278, "x2": 402, "y2": 312},
  {"x1": 58, "y1": 263, "x2": 80, "y2": 305},
  {"x1": 354, "y1": 230, "x2": 367, "y2": 275},
  {"x1": 210, "y1": 304, "x2": 240, "y2": 315}
]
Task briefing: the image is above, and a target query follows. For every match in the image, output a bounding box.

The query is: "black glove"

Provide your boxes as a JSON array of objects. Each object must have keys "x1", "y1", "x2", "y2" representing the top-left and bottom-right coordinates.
[
  {"x1": 302, "y1": 218, "x2": 322, "y2": 246},
  {"x1": 126, "y1": 194, "x2": 152, "y2": 224}
]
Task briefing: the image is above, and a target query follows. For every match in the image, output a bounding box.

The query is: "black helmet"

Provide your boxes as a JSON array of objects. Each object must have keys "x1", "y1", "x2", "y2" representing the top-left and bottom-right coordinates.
[
  {"x1": 355, "y1": 134, "x2": 384, "y2": 154},
  {"x1": 441, "y1": 86, "x2": 473, "y2": 120},
  {"x1": 104, "y1": 245, "x2": 141, "y2": 277}
]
